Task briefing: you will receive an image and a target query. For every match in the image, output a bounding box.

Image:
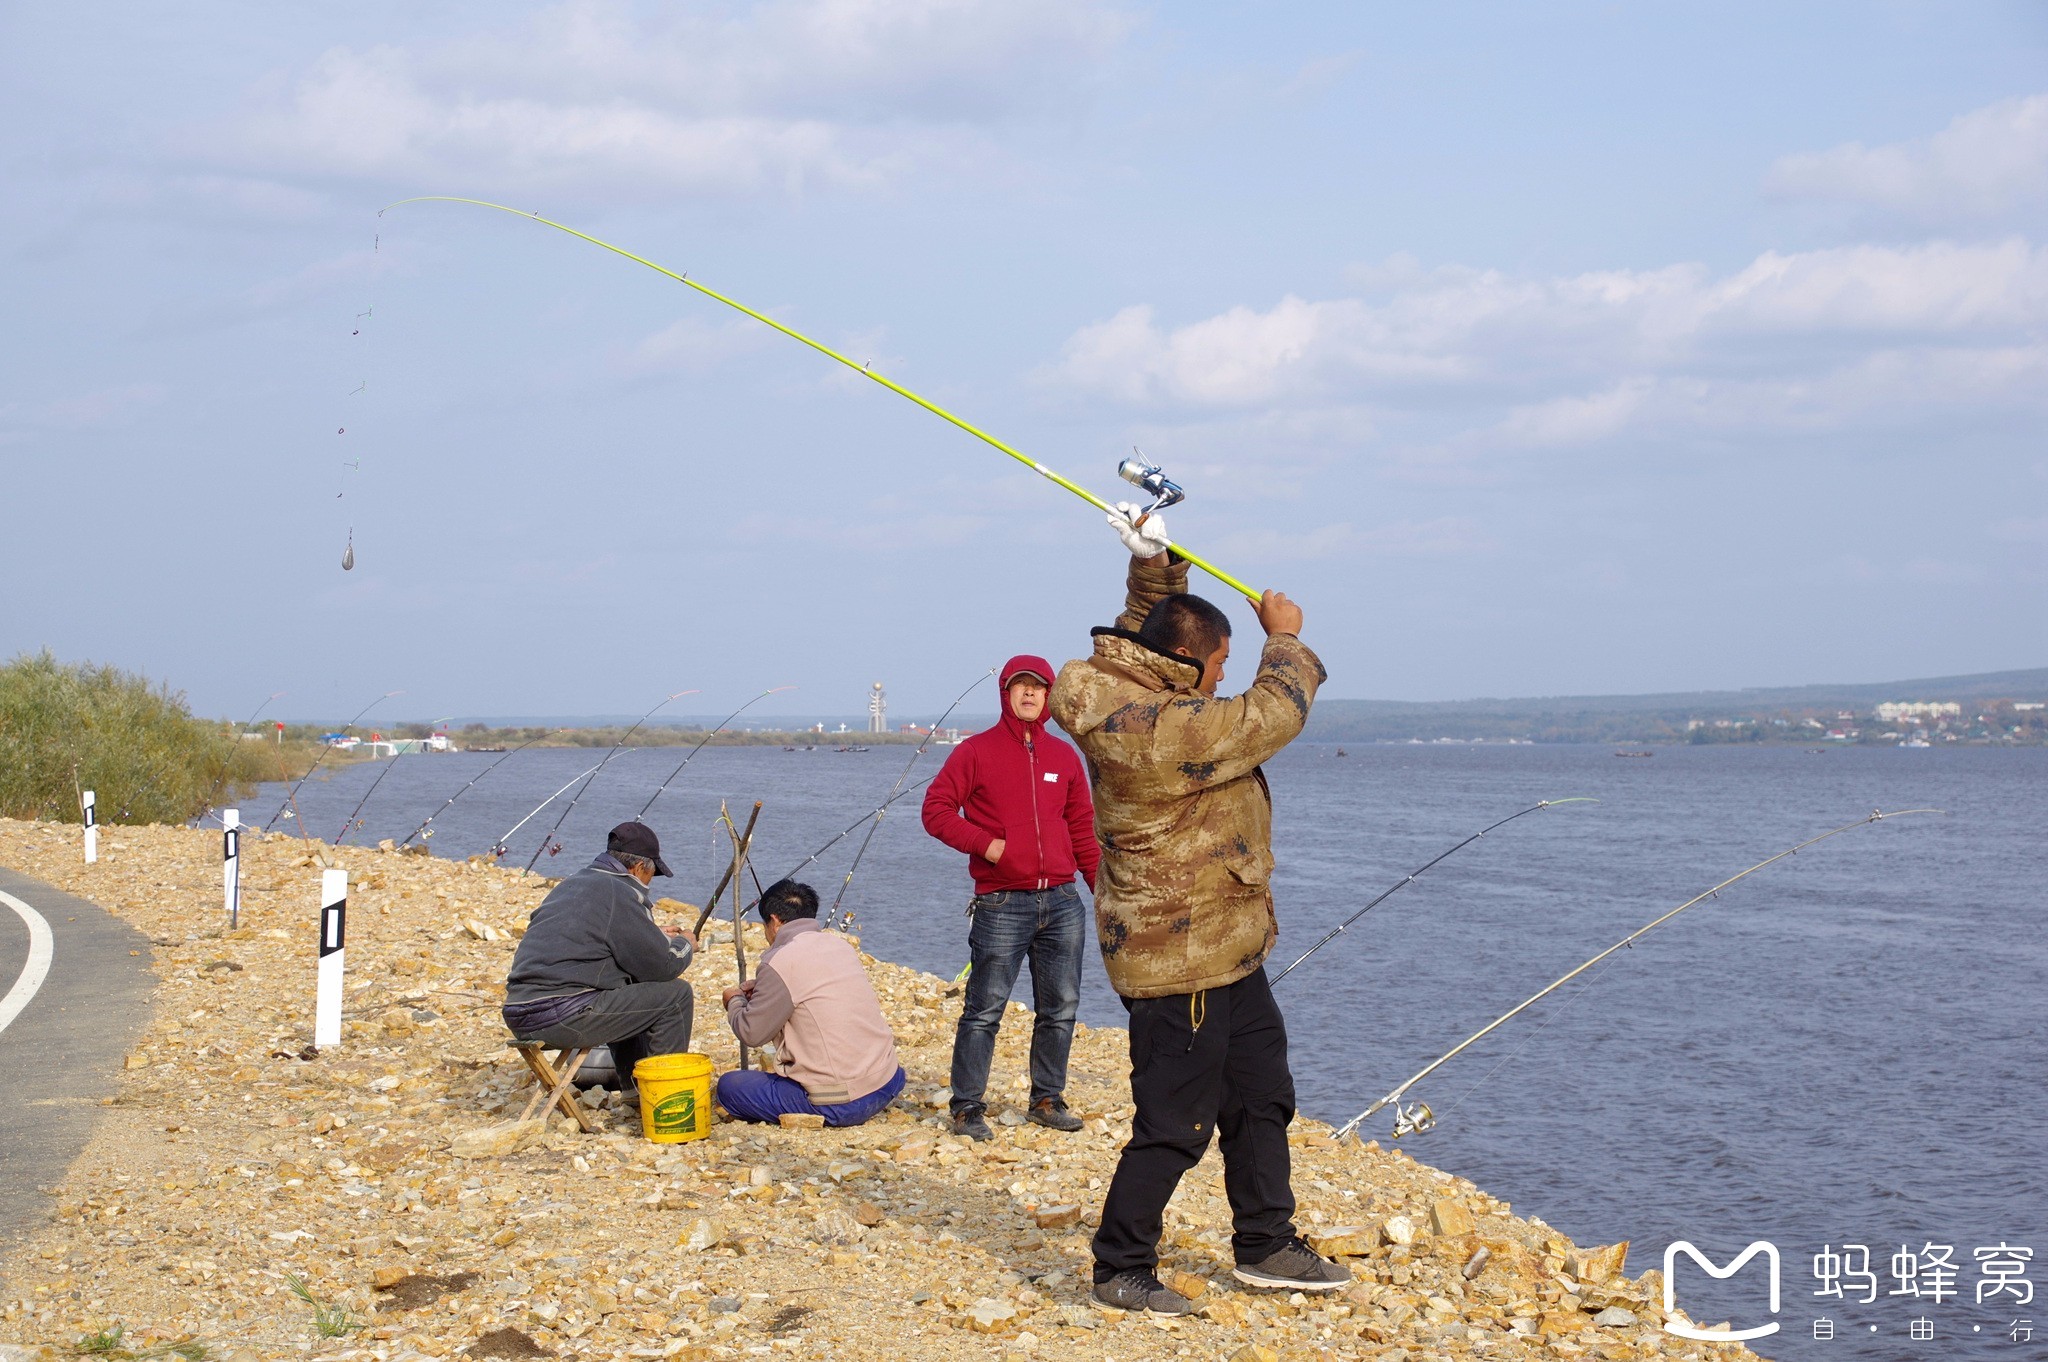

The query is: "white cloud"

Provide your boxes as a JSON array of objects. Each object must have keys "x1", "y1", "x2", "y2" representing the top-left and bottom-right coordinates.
[
  {"x1": 1041, "y1": 240, "x2": 2048, "y2": 469},
  {"x1": 1766, "y1": 93, "x2": 2048, "y2": 224},
  {"x1": 208, "y1": 0, "x2": 1135, "y2": 196}
]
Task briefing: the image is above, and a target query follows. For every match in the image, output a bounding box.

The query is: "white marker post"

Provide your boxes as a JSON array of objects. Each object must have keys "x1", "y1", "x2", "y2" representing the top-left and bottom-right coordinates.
[
  {"x1": 315, "y1": 868, "x2": 347, "y2": 1049},
  {"x1": 81, "y1": 790, "x2": 97, "y2": 864},
  {"x1": 222, "y1": 808, "x2": 242, "y2": 928}
]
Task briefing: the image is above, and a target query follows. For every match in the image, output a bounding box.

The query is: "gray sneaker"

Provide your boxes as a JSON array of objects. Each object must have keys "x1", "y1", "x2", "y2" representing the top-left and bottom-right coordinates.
[
  {"x1": 1091, "y1": 1268, "x2": 1193, "y2": 1315},
  {"x1": 1028, "y1": 1097, "x2": 1084, "y2": 1132},
  {"x1": 950, "y1": 1105, "x2": 993, "y2": 1142},
  {"x1": 1232, "y1": 1237, "x2": 1351, "y2": 1291}
]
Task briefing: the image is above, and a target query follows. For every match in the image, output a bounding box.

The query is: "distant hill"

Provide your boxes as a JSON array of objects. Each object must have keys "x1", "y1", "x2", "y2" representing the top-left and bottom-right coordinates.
[{"x1": 1300, "y1": 666, "x2": 2048, "y2": 744}]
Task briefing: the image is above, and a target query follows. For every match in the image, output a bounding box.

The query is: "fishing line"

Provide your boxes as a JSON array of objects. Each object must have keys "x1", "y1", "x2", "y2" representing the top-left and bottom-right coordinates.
[
  {"x1": 519, "y1": 688, "x2": 700, "y2": 875},
  {"x1": 196, "y1": 691, "x2": 286, "y2": 818},
  {"x1": 263, "y1": 690, "x2": 404, "y2": 832},
  {"x1": 382, "y1": 197, "x2": 1261, "y2": 602},
  {"x1": 1271, "y1": 797, "x2": 1597, "y2": 986},
  {"x1": 632, "y1": 686, "x2": 796, "y2": 822},
  {"x1": 398, "y1": 728, "x2": 558, "y2": 848},
  {"x1": 332, "y1": 715, "x2": 451, "y2": 845},
  {"x1": 1335, "y1": 807, "x2": 1946, "y2": 1141},
  {"x1": 826, "y1": 667, "x2": 996, "y2": 930},
  {"x1": 490, "y1": 757, "x2": 612, "y2": 859}
]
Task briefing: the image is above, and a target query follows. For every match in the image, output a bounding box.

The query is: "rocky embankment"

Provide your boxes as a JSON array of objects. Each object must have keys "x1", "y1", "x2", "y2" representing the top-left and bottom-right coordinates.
[{"x1": 0, "y1": 819, "x2": 1765, "y2": 1361}]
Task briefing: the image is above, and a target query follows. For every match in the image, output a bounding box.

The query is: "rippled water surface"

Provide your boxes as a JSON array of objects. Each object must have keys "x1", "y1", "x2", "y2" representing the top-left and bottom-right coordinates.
[{"x1": 237, "y1": 741, "x2": 2044, "y2": 1357}]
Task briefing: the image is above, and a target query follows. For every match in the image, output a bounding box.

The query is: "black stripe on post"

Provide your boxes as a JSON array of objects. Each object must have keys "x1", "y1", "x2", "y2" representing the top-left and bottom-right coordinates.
[{"x1": 320, "y1": 900, "x2": 347, "y2": 958}]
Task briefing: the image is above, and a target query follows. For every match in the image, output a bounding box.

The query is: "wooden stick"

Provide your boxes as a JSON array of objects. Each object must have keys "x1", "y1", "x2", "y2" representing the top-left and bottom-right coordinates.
[{"x1": 691, "y1": 800, "x2": 763, "y2": 936}]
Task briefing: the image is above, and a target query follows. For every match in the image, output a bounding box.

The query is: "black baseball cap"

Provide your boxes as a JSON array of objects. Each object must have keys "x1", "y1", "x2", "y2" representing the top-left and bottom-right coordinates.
[{"x1": 606, "y1": 821, "x2": 673, "y2": 877}]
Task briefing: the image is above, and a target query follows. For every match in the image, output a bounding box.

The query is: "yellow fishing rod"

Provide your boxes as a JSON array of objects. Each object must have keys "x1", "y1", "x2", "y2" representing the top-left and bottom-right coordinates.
[{"x1": 383, "y1": 197, "x2": 1260, "y2": 601}]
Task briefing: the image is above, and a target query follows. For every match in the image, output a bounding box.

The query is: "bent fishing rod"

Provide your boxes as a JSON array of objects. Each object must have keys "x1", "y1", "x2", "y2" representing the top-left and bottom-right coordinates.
[
  {"x1": 384, "y1": 197, "x2": 1260, "y2": 603},
  {"x1": 263, "y1": 690, "x2": 404, "y2": 832},
  {"x1": 398, "y1": 729, "x2": 558, "y2": 848},
  {"x1": 1336, "y1": 807, "x2": 1945, "y2": 1142},
  {"x1": 826, "y1": 667, "x2": 997, "y2": 929},
  {"x1": 635, "y1": 686, "x2": 797, "y2": 821},
  {"x1": 333, "y1": 716, "x2": 451, "y2": 846},
  {"x1": 1271, "y1": 798, "x2": 1598, "y2": 986},
  {"x1": 765, "y1": 773, "x2": 943, "y2": 906},
  {"x1": 490, "y1": 757, "x2": 611, "y2": 859},
  {"x1": 520, "y1": 688, "x2": 699, "y2": 874}
]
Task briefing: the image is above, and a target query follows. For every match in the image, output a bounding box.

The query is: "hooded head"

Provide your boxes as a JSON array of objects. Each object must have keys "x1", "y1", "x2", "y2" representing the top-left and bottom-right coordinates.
[{"x1": 998, "y1": 654, "x2": 1055, "y2": 740}]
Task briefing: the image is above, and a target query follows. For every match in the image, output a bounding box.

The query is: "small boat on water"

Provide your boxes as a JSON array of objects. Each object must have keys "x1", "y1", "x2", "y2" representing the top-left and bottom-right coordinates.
[
  {"x1": 1335, "y1": 748, "x2": 1347, "y2": 757},
  {"x1": 469, "y1": 746, "x2": 508, "y2": 753},
  {"x1": 1615, "y1": 750, "x2": 1653, "y2": 758}
]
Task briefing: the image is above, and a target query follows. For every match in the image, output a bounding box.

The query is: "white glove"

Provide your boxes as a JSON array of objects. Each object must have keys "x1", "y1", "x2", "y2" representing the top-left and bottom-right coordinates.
[{"x1": 1108, "y1": 500, "x2": 1172, "y2": 558}]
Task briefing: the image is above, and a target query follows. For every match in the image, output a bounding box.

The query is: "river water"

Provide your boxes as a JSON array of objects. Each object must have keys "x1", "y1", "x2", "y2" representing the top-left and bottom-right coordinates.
[{"x1": 233, "y1": 741, "x2": 2044, "y2": 1358}]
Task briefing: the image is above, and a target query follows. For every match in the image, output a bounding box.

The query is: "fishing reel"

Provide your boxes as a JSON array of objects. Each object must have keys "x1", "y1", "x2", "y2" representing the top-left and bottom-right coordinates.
[
  {"x1": 1391, "y1": 1100, "x2": 1436, "y2": 1140},
  {"x1": 1117, "y1": 452, "x2": 1185, "y2": 523}
]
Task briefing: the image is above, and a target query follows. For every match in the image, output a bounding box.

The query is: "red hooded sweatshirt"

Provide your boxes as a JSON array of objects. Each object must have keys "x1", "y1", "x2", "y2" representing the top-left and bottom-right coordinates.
[{"x1": 921, "y1": 654, "x2": 1099, "y2": 896}]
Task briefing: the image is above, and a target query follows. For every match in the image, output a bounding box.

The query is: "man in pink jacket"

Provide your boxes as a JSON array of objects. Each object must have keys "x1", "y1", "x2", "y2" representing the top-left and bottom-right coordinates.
[
  {"x1": 921, "y1": 654, "x2": 1099, "y2": 1140},
  {"x1": 718, "y1": 879, "x2": 905, "y2": 1127}
]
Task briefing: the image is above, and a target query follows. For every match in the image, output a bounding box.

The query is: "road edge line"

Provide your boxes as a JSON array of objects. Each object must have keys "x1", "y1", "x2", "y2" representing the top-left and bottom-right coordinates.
[{"x1": 0, "y1": 887, "x2": 56, "y2": 1035}]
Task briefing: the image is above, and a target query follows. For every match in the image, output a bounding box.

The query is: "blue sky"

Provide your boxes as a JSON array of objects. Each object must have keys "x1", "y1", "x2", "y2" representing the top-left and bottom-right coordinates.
[{"x1": 3, "y1": 2, "x2": 2044, "y2": 721}]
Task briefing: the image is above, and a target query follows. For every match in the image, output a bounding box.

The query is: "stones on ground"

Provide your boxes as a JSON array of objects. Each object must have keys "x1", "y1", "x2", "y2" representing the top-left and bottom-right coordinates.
[
  {"x1": 681, "y1": 1217, "x2": 724, "y2": 1251},
  {"x1": 1228, "y1": 1345, "x2": 1280, "y2": 1362},
  {"x1": 810, "y1": 1208, "x2": 865, "y2": 1242},
  {"x1": 449, "y1": 1119, "x2": 542, "y2": 1158},
  {"x1": 1429, "y1": 1195, "x2": 1475, "y2": 1237},
  {"x1": 1381, "y1": 1213, "x2": 1417, "y2": 1246},
  {"x1": 1571, "y1": 1238, "x2": 1630, "y2": 1283},
  {"x1": 963, "y1": 1297, "x2": 1018, "y2": 1332},
  {"x1": 1461, "y1": 1245, "x2": 1490, "y2": 1278},
  {"x1": 853, "y1": 1200, "x2": 886, "y2": 1227},
  {"x1": 1594, "y1": 1305, "x2": 1640, "y2": 1327},
  {"x1": 778, "y1": 1111, "x2": 826, "y2": 1129},
  {"x1": 1305, "y1": 1224, "x2": 1375, "y2": 1257},
  {"x1": 1162, "y1": 1269, "x2": 1208, "y2": 1300},
  {"x1": 1032, "y1": 1204, "x2": 1082, "y2": 1229}
]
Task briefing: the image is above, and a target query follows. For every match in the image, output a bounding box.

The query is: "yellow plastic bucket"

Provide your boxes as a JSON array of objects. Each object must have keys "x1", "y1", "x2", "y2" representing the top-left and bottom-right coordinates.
[{"x1": 634, "y1": 1052, "x2": 714, "y2": 1143}]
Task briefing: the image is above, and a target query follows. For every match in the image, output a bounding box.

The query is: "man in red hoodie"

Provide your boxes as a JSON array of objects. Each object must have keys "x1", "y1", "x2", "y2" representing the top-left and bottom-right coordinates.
[{"x1": 922, "y1": 655, "x2": 1100, "y2": 1140}]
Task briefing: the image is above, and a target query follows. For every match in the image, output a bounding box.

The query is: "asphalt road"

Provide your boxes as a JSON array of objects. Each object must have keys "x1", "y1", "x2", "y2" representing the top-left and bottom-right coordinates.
[{"x1": 0, "y1": 866, "x2": 155, "y2": 1257}]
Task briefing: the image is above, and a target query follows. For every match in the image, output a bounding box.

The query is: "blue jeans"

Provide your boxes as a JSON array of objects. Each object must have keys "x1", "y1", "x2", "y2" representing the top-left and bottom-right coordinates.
[
  {"x1": 716, "y1": 1065, "x2": 905, "y2": 1128},
  {"x1": 950, "y1": 883, "x2": 1085, "y2": 1112}
]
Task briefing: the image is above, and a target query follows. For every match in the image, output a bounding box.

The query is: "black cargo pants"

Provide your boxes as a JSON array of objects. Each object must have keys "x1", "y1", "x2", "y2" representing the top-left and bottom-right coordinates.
[{"x1": 1092, "y1": 967, "x2": 1298, "y2": 1278}]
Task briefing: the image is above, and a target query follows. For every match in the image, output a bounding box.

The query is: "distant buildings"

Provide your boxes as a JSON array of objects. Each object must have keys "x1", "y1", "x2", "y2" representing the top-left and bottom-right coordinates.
[{"x1": 1875, "y1": 701, "x2": 1962, "y2": 722}]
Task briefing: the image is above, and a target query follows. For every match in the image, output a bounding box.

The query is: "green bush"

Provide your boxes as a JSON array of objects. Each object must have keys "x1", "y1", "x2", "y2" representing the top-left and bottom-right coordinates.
[{"x1": 0, "y1": 650, "x2": 284, "y2": 825}]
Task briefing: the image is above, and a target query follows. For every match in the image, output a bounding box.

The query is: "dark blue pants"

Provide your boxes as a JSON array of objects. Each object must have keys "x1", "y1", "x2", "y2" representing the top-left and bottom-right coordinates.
[
  {"x1": 949, "y1": 883, "x2": 1085, "y2": 1113},
  {"x1": 716, "y1": 1065, "x2": 905, "y2": 1128}
]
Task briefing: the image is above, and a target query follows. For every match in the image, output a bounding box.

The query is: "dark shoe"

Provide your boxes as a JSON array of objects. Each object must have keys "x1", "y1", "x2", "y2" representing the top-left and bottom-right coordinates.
[
  {"x1": 1091, "y1": 1268, "x2": 1192, "y2": 1315},
  {"x1": 951, "y1": 1105, "x2": 993, "y2": 1141},
  {"x1": 1028, "y1": 1097, "x2": 1084, "y2": 1132},
  {"x1": 1232, "y1": 1236, "x2": 1352, "y2": 1291}
]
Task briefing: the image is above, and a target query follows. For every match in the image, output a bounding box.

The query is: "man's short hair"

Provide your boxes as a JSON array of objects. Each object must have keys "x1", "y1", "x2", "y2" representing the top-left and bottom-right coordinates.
[
  {"x1": 1138, "y1": 593, "x2": 1232, "y2": 660},
  {"x1": 756, "y1": 879, "x2": 819, "y2": 922}
]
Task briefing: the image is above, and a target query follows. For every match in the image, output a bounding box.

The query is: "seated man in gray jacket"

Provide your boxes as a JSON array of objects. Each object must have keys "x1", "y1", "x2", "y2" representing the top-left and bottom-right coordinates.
[
  {"x1": 502, "y1": 821, "x2": 697, "y2": 1103},
  {"x1": 718, "y1": 880, "x2": 905, "y2": 1127}
]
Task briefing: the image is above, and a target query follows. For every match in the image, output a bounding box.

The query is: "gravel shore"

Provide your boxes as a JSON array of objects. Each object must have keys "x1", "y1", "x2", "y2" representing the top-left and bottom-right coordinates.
[{"x1": 0, "y1": 818, "x2": 1764, "y2": 1361}]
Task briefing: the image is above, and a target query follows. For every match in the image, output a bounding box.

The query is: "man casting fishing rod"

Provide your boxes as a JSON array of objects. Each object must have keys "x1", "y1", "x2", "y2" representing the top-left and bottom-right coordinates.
[{"x1": 1050, "y1": 502, "x2": 1345, "y2": 1313}]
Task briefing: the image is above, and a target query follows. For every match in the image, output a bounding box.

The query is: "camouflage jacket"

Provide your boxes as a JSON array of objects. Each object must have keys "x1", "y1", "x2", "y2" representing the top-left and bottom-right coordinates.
[{"x1": 1049, "y1": 557, "x2": 1325, "y2": 999}]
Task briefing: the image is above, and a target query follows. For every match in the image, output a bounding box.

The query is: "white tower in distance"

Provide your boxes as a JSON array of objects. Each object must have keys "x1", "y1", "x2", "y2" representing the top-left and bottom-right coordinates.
[{"x1": 868, "y1": 682, "x2": 887, "y2": 734}]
